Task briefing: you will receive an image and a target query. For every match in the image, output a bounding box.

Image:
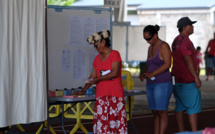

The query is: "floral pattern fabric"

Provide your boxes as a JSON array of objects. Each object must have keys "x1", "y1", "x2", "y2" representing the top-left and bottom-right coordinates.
[{"x1": 93, "y1": 96, "x2": 127, "y2": 134}]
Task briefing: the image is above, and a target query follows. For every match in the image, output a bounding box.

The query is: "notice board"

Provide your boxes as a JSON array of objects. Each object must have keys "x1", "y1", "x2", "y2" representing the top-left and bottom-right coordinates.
[{"x1": 47, "y1": 6, "x2": 112, "y2": 90}]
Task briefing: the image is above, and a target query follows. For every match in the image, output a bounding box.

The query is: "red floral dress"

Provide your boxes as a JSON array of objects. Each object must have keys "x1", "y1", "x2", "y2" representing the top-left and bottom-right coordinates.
[{"x1": 93, "y1": 96, "x2": 127, "y2": 134}]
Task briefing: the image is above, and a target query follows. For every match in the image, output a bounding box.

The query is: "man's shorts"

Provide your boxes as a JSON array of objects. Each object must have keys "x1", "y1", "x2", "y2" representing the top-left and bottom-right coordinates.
[
  {"x1": 206, "y1": 57, "x2": 215, "y2": 69},
  {"x1": 173, "y1": 82, "x2": 201, "y2": 115},
  {"x1": 146, "y1": 81, "x2": 173, "y2": 110}
]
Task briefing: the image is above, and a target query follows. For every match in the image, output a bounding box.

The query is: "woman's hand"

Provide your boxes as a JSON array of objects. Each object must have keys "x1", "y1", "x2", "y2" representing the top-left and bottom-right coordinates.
[
  {"x1": 143, "y1": 72, "x2": 154, "y2": 80},
  {"x1": 72, "y1": 91, "x2": 84, "y2": 96},
  {"x1": 139, "y1": 74, "x2": 145, "y2": 81}
]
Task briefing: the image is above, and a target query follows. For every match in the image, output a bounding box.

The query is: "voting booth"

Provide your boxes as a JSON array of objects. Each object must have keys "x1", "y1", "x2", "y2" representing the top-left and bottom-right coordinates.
[{"x1": 0, "y1": 0, "x2": 47, "y2": 128}]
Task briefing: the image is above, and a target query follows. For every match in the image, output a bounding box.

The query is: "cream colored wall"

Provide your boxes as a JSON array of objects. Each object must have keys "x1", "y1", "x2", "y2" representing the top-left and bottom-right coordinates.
[{"x1": 138, "y1": 10, "x2": 215, "y2": 67}]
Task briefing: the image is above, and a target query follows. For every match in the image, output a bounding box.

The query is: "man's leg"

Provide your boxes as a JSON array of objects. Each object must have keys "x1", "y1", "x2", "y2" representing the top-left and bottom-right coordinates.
[
  {"x1": 176, "y1": 111, "x2": 185, "y2": 132},
  {"x1": 206, "y1": 67, "x2": 211, "y2": 80},
  {"x1": 213, "y1": 57, "x2": 215, "y2": 80},
  {"x1": 214, "y1": 61, "x2": 215, "y2": 80},
  {"x1": 213, "y1": 68, "x2": 215, "y2": 80},
  {"x1": 188, "y1": 113, "x2": 198, "y2": 132}
]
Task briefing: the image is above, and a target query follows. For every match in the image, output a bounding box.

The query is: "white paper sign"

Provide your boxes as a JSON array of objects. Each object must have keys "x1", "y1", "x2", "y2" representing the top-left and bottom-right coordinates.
[
  {"x1": 72, "y1": 48, "x2": 86, "y2": 79},
  {"x1": 62, "y1": 49, "x2": 71, "y2": 71}
]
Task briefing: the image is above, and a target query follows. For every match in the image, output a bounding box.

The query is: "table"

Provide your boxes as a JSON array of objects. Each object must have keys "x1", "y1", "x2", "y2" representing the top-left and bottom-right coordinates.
[{"x1": 49, "y1": 91, "x2": 146, "y2": 134}]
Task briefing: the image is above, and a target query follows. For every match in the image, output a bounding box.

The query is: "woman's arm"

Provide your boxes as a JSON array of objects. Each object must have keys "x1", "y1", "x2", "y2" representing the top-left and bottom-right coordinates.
[
  {"x1": 139, "y1": 46, "x2": 150, "y2": 81},
  {"x1": 139, "y1": 66, "x2": 148, "y2": 81},
  {"x1": 90, "y1": 61, "x2": 121, "y2": 84},
  {"x1": 72, "y1": 68, "x2": 97, "y2": 95}
]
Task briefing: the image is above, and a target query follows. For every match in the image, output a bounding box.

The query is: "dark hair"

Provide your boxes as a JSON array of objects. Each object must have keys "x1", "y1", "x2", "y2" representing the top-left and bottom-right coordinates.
[
  {"x1": 97, "y1": 30, "x2": 111, "y2": 47},
  {"x1": 178, "y1": 28, "x2": 183, "y2": 33},
  {"x1": 103, "y1": 38, "x2": 111, "y2": 47},
  {"x1": 143, "y1": 25, "x2": 160, "y2": 36},
  {"x1": 196, "y1": 46, "x2": 201, "y2": 50}
]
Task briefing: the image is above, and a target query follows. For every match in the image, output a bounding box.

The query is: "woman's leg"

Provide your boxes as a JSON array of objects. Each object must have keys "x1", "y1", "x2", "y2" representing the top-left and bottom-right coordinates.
[
  {"x1": 152, "y1": 82, "x2": 172, "y2": 134},
  {"x1": 158, "y1": 110, "x2": 168, "y2": 134},
  {"x1": 152, "y1": 110, "x2": 160, "y2": 134}
]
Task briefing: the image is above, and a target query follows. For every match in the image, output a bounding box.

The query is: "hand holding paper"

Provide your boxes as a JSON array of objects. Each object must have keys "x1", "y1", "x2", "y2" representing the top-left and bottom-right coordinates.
[{"x1": 85, "y1": 78, "x2": 93, "y2": 83}]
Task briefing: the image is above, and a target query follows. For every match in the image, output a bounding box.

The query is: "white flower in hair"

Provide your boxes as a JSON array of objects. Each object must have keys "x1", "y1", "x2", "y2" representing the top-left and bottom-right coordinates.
[
  {"x1": 87, "y1": 35, "x2": 94, "y2": 44},
  {"x1": 102, "y1": 30, "x2": 109, "y2": 39},
  {"x1": 93, "y1": 33, "x2": 101, "y2": 42}
]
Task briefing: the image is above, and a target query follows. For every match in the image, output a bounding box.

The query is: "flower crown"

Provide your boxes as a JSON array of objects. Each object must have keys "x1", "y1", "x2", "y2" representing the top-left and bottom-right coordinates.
[{"x1": 87, "y1": 30, "x2": 111, "y2": 44}]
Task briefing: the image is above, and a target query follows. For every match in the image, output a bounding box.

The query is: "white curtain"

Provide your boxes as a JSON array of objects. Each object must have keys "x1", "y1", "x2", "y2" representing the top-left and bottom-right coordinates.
[{"x1": 0, "y1": 0, "x2": 47, "y2": 127}]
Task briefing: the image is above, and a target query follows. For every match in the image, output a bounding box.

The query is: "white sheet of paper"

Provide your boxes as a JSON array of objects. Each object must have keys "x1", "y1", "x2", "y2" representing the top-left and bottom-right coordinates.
[
  {"x1": 72, "y1": 48, "x2": 86, "y2": 79},
  {"x1": 83, "y1": 17, "x2": 96, "y2": 46},
  {"x1": 101, "y1": 70, "x2": 111, "y2": 76},
  {"x1": 62, "y1": 49, "x2": 71, "y2": 71},
  {"x1": 172, "y1": 76, "x2": 175, "y2": 85},
  {"x1": 89, "y1": 49, "x2": 98, "y2": 73},
  {"x1": 84, "y1": 78, "x2": 93, "y2": 83},
  {"x1": 69, "y1": 16, "x2": 83, "y2": 46}
]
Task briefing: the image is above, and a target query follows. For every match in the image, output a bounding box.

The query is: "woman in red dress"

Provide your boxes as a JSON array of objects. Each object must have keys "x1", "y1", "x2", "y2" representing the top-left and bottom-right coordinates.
[{"x1": 73, "y1": 30, "x2": 127, "y2": 134}]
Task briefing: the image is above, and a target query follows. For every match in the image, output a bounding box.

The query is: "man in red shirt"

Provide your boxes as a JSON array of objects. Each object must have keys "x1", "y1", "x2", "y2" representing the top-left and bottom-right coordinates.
[
  {"x1": 171, "y1": 17, "x2": 202, "y2": 132},
  {"x1": 205, "y1": 32, "x2": 215, "y2": 80}
]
